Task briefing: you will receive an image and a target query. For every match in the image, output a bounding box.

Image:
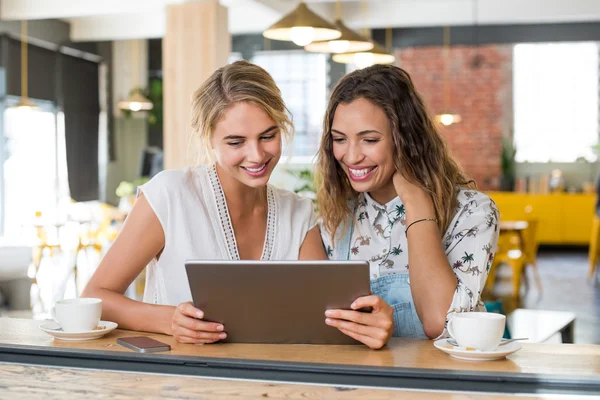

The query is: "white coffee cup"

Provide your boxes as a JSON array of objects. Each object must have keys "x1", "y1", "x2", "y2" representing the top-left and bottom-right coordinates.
[
  {"x1": 53, "y1": 298, "x2": 102, "y2": 332},
  {"x1": 447, "y1": 312, "x2": 505, "y2": 351}
]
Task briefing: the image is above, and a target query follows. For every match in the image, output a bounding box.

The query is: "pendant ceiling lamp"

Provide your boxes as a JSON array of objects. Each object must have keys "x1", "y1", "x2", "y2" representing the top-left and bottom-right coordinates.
[
  {"x1": 435, "y1": 26, "x2": 462, "y2": 126},
  {"x1": 304, "y1": 0, "x2": 373, "y2": 54},
  {"x1": 332, "y1": 39, "x2": 395, "y2": 68},
  {"x1": 331, "y1": 0, "x2": 395, "y2": 68},
  {"x1": 262, "y1": 1, "x2": 341, "y2": 47},
  {"x1": 118, "y1": 40, "x2": 153, "y2": 112},
  {"x1": 470, "y1": 0, "x2": 485, "y2": 68},
  {"x1": 10, "y1": 20, "x2": 38, "y2": 111}
]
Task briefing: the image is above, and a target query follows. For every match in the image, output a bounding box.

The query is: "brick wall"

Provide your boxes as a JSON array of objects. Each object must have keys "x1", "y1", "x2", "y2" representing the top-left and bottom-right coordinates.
[{"x1": 397, "y1": 45, "x2": 513, "y2": 190}]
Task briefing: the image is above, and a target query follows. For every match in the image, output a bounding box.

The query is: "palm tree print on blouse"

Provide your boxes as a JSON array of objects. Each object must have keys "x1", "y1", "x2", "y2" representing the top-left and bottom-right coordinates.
[{"x1": 321, "y1": 189, "x2": 499, "y2": 339}]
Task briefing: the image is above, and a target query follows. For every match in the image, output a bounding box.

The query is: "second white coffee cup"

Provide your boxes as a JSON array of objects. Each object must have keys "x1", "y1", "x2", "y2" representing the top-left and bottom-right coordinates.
[
  {"x1": 53, "y1": 298, "x2": 102, "y2": 332},
  {"x1": 447, "y1": 312, "x2": 505, "y2": 351}
]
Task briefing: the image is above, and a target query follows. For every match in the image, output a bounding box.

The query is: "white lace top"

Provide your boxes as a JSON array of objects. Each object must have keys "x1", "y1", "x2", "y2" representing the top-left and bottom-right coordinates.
[{"x1": 138, "y1": 164, "x2": 317, "y2": 306}]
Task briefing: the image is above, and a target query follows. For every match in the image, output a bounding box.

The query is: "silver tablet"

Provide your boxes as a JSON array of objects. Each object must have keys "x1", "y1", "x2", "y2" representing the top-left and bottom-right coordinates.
[{"x1": 185, "y1": 260, "x2": 371, "y2": 345}]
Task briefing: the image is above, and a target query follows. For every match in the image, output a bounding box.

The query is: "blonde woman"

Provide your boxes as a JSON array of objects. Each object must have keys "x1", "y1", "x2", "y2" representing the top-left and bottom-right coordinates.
[
  {"x1": 318, "y1": 64, "x2": 499, "y2": 349},
  {"x1": 83, "y1": 61, "x2": 327, "y2": 344}
]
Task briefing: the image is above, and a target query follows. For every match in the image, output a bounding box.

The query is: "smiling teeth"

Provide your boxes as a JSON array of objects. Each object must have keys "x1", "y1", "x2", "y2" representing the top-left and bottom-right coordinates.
[
  {"x1": 245, "y1": 164, "x2": 266, "y2": 173},
  {"x1": 349, "y1": 167, "x2": 374, "y2": 177}
]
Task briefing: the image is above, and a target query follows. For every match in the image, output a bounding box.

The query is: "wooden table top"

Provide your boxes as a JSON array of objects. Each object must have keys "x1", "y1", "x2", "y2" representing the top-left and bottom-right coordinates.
[
  {"x1": 2, "y1": 318, "x2": 600, "y2": 378},
  {"x1": 2, "y1": 362, "x2": 584, "y2": 400},
  {"x1": 2, "y1": 362, "x2": 592, "y2": 400}
]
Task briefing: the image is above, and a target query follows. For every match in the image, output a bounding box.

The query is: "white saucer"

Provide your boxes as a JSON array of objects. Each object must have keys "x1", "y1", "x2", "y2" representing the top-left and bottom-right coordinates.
[
  {"x1": 39, "y1": 321, "x2": 118, "y2": 341},
  {"x1": 433, "y1": 338, "x2": 522, "y2": 361}
]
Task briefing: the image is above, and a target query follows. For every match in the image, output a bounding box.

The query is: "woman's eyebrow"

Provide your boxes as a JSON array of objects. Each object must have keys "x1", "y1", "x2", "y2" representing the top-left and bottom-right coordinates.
[{"x1": 223, "y1": 125, "x2": 278, "y2": 140}]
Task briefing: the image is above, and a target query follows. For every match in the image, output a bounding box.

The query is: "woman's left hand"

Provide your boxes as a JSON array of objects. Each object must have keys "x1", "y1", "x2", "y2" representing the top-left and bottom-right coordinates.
[
  {"x1": 325, "y1": 295, "x2": 394, "y2": 349},
  {"x1": 393, "y1": 171, "x2": 435, "y2": 220},
  {"x1": 393, "y1": 171, "x2": 427, "y2": 203}
]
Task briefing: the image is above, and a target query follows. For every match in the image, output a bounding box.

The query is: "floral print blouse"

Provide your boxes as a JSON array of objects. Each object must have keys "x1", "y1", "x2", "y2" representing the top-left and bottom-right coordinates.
[{"x1": 321, "y1": 189, "x2": 500, "y2": 335}]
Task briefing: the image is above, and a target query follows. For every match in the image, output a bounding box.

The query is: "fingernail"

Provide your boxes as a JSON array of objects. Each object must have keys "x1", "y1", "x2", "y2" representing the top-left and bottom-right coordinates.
[
  {"x1": 325, "y1": 310, "x2": 334, "y2": 317},
  {"x1": 351, "y1": 302, "x2": 357, "y2": 309},
  {"x1": 325, "y1": 318, "x2": 333, "y2": 325},
  {"x1": 219, "y1": 333, "x2": 227, "y2": 339},
  {"x1": 196, "y1": 311, "x2": 204, "y2": 318},
  {"x1": 216, "y1": 325, "x2": 224, "y2": 331}
]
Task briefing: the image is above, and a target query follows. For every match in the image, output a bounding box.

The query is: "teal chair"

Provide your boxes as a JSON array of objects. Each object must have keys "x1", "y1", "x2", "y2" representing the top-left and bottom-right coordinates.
[{"x1": 484, "y1": 300, "x2": 511, "y2": 339}]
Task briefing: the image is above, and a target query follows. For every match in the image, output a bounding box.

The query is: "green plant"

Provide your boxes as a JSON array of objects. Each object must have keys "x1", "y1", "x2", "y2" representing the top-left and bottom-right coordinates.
[
  {"x1": 286, "y1": 168, "x2": 320, "y2": 212},
  {"x1": 501, "y1": 138, "x2": 516, "y2": 175},
  {"x1": 591, "y1": 143, "x2": 600, "y2": 159},
  {"x1": 500, "y1": 138, "x2": 517, "y2": 191},
  {"x1": 147, "y1": 78, "x2": 163, "y2": 127},
  {"x1": 286, "y1": 168, "x2": 315, "y2": 194},
  {"x1": 115, "y1": 178, "x2": 150, "y2": 198}
]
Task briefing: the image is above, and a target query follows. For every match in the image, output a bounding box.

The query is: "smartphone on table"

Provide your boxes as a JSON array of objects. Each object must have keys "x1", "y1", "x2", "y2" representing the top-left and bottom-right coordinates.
[{"x1": 117, "y1": 336, "x2": 172, "y2": 353}]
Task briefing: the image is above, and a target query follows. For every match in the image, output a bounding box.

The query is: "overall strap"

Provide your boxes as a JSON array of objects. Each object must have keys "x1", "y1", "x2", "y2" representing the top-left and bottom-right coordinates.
[{"x1": 332, "y1": 202, "x2": 357, "y2": 260}]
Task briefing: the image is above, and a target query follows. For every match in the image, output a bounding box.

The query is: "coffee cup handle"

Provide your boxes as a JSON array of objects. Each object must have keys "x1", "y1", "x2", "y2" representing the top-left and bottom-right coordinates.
[{"x1": 447, "y1": 317, "x2": 456, "y2": 339}]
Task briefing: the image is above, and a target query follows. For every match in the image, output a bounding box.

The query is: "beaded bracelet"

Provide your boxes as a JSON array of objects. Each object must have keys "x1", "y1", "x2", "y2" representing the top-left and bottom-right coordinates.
[{"x1": 405, "y1": 217, "x2": 438, "y2": 237}]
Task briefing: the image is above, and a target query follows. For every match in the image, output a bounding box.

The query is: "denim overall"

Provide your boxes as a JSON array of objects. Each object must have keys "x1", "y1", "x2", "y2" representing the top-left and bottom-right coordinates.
[{"x1": 332, "y1": 215, "x2": 427, "y2": 339}]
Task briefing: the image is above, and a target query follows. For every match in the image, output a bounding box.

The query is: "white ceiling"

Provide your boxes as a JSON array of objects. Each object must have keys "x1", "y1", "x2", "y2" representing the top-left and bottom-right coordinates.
[{"x1": 1, "y1": 0, "x2": 600, "y2": 42}]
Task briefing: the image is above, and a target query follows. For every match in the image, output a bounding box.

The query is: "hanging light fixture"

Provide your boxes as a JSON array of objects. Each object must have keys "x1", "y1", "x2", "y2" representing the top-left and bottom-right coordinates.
[
  {"x1": 332, "y1": 40, "x2": 395, "y2": 67},
  {"x1": 304, "y1": 0, "x2": 373, "y2": 54},
  {"x1": 331, "y1": 1, "x2": 395, "y2": 68},
  {"x1": 262, "y1": 1, "x2": 341, "y2": 47},
  {"x1": 10, "y1": 20, "x2": 38, "y2": 111},
  {"x1": 118, "y1": 90, "x2": 153, "y2": 112},
  {"x1": 435, "y1": 26, "x2": 462, "y2": 126},
  {"x1": 118, "y1": 40, "x2": 153, "y2": 112},
  {"x1": 470, "y1": 0, "x2": 485, "y2": 68}
]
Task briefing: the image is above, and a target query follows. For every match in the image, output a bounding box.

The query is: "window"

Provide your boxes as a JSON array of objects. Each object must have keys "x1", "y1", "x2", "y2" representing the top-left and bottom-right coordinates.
[
  {"x1": 1, "y1": 99, "x2": 69, "y2": 237},
  {"x1": 513, "y1": 42, "x2": 599, "y2": 162},
  {"x1": 251, "y1": 51, "x2": 328, "y2": 161}
]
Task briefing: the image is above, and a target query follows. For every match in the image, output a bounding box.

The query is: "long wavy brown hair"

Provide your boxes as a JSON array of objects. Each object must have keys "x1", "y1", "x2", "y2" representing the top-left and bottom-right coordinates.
[{"x1": 316, "y1": 64, "x2": 475, "y2": 242}]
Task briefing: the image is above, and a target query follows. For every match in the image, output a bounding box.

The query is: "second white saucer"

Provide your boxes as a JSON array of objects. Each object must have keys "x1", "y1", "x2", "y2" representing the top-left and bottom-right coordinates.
[
  {"x1": 434, "y1": 338, "x2": 522, "y2": 361},
  {"x1": 39, "y1": 320, "x2": 118, "y2": 341}
]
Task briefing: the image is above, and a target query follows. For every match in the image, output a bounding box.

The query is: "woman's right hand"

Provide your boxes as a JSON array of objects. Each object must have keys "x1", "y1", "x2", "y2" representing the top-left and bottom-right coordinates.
[{"x1": 171, "y1": 301, "x2": 227, "y2": 344}]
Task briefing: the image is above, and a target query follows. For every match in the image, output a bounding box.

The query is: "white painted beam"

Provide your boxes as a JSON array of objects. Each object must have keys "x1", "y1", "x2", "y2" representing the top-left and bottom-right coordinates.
[
  {"x1": 225, "y1": 0, "x2": 286, "y2": 34},
  {"x1": 68, "y1": 5, "x2": 283, "y2": 40},
  {"x1": 340, "y1": 0, "x2": 600, "y2": 30},
  {"x1": 0, "y1": 0, "x2": 182, "y2": 20},
  {"x1": 0, "y1": 0, "x2": 291, "y2": 22},
  {"x1": 69, "y1": 12, "x2": 166, "y2": 41},
  {"x1": 5, "y1": 0, "x2": 600, "y2": 41},
  {"x1": 6, "y1": 0, "x2": 294, "y2": 40},
  {"x1": 482, "y1": 0, "x2": 600, "y2": 24},
  {"x1": 249, "y1": 0, "x2": 296, "y2": 14}
]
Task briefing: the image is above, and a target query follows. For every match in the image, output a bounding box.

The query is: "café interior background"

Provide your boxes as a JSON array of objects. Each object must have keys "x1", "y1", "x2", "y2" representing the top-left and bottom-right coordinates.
[{"x1": 0, "y1": 0, "x2": 599, "y2": 345}]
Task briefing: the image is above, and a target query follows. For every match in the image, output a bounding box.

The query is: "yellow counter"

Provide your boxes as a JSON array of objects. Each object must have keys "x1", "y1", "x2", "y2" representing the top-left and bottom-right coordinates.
[{"x1": 487, "y1": 192, "x2": 596, "y2": 245}]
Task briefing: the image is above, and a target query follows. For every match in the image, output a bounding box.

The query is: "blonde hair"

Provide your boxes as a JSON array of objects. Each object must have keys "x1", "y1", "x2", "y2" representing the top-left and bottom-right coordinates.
[
  {"x1": 317, "y1": 64, "x2": 475, "y2": 242},
  {"x1": 190, "y1": 60, "x2": 294, "y2": 163}
]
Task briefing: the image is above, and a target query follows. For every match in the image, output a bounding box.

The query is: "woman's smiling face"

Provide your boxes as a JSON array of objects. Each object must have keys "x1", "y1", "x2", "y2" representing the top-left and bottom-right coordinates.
[{"x1": 331, "y1": 97, "x2": 397, "y2": 204}]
